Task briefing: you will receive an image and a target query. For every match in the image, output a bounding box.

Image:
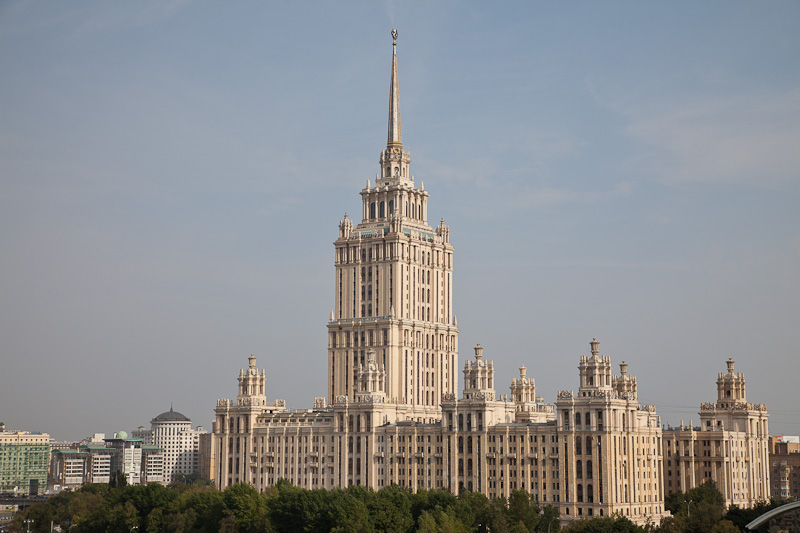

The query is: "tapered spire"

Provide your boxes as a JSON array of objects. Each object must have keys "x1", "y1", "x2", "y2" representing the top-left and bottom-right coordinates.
[{"x1": 387, "y1": 29, "x2": 402, "y2": 148}]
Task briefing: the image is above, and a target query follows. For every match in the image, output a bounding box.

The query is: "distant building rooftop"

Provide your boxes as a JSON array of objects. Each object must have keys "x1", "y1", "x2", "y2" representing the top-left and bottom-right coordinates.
[{"x1": 152, "y1": 406, "x2": 191, "y2": 423}]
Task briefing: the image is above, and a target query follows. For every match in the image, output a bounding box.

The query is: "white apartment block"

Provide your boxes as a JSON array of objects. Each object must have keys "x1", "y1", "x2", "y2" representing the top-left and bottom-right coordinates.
[{"x1": 150, "y1": 407, "x2": 202, "y2": 483}]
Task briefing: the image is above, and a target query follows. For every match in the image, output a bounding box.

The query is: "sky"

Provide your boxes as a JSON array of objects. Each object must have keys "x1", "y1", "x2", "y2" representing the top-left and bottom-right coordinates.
[{"x1": 1, "y1": 1, "x2": 798, "y2": 443}]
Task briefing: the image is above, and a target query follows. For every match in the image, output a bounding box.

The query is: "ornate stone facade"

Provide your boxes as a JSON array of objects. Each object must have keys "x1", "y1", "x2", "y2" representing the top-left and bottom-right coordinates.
[
  {"x1": 209, "y1": 31, "x2": 769, "y2": 527},
  {"x1": 327, "y1": 31, "x2": 457, "y2": 423},
  {"x1": 662, "y1": 359, "x2": 770, "y2": 508}
]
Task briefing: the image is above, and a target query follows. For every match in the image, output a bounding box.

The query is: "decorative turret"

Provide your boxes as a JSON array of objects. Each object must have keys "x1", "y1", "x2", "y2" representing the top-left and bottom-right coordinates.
[
  {"x1": 511, "y1": 364, "x2": 555, "y2": 422},
  {"x1": 613, "y1": 360, "x2": 638, "y2": 400},
  {"x1": 511, "y1": 365, "x2": 536, "y2": 403},
  {"x1": 436, "y1": 218, "x2": 450, "y2": 244},
  {"x1": 716, "y1": 358, "x2": 746, "y2": 406},
  {"x1": 463, "y1": 344, "x2": 495, "y2": 400},
  {"x1": 699, "y1": 359, "x2": 767, "y2": 433},
  {"x1": 237, "y1": 354, "x2": 267, "y2": 406},
  {"x1": 338, "y1": 212, "x2": 353, "y2": 239},
  {"x1": 579, "y1": 338, "x2": 613, "y2": 391},
  {"x1": 354, "y1": 349, "x2": 387, "y2": 403}
]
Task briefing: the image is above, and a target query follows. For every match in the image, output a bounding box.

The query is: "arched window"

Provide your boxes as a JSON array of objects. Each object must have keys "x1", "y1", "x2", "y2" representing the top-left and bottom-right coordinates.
[
  {"x1": 587, "y1": 484, "x2": 594, "y2": 503},
  {"x1": 577, "y1": 484, "x2": 583, "y2": 503},
  {"x1": 575, "y1": 436, "x2": 582, "y2": 455},
  {"x1": 576, "y1": 460, "x2": 582, "y2": 479},
  {"x1": 586, "y1": 460, "x2": 593, "y2": 479},
  {"x1": 380, "y1": 201, "x2": 385, "y2": 218},
  {"x1": 370, "y1": 202, "x2": 376, "y2": 219},
  {"x1": 389, "y1": 200, "x2": 394, "y2": 214},
  {"x1": 575, "y1": 412, "x2": 581, "y2": 428},
  {"x1": 586, "y1": 436, "x2": 592, "y2": 454},
  {"x1": 585, "y1": 412, "x2": 591, "y2": 427}
]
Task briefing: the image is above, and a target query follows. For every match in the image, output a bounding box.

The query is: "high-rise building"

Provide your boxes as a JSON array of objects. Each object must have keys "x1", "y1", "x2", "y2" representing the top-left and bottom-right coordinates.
[
  {"x1": 327, "y1": 30, "x2": 457, "y2": 423},
  {"x1": 211, "y1": 31, "x2": 681, "y2": 525},
  {"x1": 662, "y1": 359, "x2": 770, "y2": 507}
]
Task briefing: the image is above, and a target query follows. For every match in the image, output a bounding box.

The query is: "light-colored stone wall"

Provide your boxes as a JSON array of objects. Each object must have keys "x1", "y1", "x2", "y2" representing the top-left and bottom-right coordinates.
[
  {"x1": 662, "y1": 359, "x2": 770, "y2": 508},
  {"x1": 215, "y1": 340, "x2": 669, "y2": 526}
]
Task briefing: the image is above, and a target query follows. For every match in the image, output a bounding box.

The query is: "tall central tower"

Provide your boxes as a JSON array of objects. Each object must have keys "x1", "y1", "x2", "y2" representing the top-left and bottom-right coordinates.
[{"x1": 327, "y1": 31, "x2": 458, "y2": 421}]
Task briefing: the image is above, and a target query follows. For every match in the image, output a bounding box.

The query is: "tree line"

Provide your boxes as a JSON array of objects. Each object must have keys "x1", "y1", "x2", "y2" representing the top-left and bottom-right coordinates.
[{"x1": 8, "y1": 478, "x2": 787, "y2": 533}]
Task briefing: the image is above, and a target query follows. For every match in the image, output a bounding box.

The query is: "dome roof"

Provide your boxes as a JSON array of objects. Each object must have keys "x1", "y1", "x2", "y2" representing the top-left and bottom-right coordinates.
[
  {"x1": 115, "y1": 430, "x2": 128, "y2": 439},
  {"x1": 152, "y1": 406, "x2": 190, "y2": 423}
]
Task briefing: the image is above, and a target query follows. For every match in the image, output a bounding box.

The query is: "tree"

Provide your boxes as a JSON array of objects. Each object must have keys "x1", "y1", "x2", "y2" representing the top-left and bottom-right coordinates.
[
  {"x1": 538, "y1": 505, "x2": 561, "y2": 533},
  {"x1": 724, "y1": 499, "x2": 786, "y2": 531},
  {"x1": 507, "y1": 490, "x2": 541, "y2": 531},
  {"x1": 453, "y1": 490, "x2": 489, "y2": 530},
  {"x1": 222, "y1": 483, "x2": 265, "y2": 533},
  {"x1": 709, "y1": 520, "x2": 740, "y2": 533},
  {"x1": 369, "y1": 486, "x2": 413, "y2": 533},
  {"x1": 418, "y1": 510, "x2": 441, "y2": 533},
  {"x1": 562, "y1": 516, "x2": 644, "y2": 532},
  {"x1": 663, "y1": 480, "x2": 725, "y2": 533}
]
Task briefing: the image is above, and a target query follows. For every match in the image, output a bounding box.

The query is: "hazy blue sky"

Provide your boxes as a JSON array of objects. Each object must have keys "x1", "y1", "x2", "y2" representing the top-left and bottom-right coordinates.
[{"x1": 1, "y1": 2, "x2": 798, "y2": 442}]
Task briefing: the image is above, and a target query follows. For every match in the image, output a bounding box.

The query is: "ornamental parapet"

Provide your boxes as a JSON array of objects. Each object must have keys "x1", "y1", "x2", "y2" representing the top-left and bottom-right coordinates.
[
  {"x1": 557, "y1": 390, "x2": 573, "y2": 399},
  {"x1": 340, "y1": 226, "x2": 443, "y2": 244},
  {"x1": 379, "y1": 146, "x2": 411, "y2": 164},
  {"x1": 237, "y1": 397, "x2": 267, "y2": 406},
  {"x1": 331, "y1": 315, "x2": 394, "y2": 325},
  {"x1": 334, "y1": 395, "x2": 349, "y2": 406},
  {"x1": 217, "y1": 399, "x2": 232, "y2": 407},
  {"x1": 702, "y1": 401, "x2": 768, "y2": 412},
  {"x1": 355, "y1": 395, "x2": 386, "y2": 404},
  {"x1": 463, "y1": 391, "x2": 496, "y2": 401}
]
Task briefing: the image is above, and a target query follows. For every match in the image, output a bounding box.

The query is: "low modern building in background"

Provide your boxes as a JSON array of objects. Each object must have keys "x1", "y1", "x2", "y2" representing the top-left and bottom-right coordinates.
[
  {"x1": 662, "y1": 359, "x2": 770, "y2": 508},
  {"x1": 0, "y1": 423, "x2": 50, "y2": 495},
  {"x1": 106, "y1": 431, "x2": 164, "y2": 485},
  {"x1": 769, "y1": 435, "x2": 800, "y2": 500},
  {"x1": 50, "y1": 432, "x2": 164, "y2": 489}
]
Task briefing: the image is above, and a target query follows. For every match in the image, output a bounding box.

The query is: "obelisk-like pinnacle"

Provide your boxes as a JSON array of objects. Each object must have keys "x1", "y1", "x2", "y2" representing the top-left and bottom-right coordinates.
[{"x1": 387, "y1": 29, "x2": 402, "y2": 149}]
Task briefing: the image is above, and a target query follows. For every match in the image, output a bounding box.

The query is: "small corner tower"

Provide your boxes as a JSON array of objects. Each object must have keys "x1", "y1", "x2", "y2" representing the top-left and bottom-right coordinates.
[
  {"x1": 579, "y1": 338, "x2": 614, "y2": 392},
  {"x1": 354, "y1": 349, "x2": 387, "y2": 403},
  {"x1": 238, "y1": 354, "x2": 267, "y2": 407},
  {"x1": 463, "y1": 344, "x2": 495, "y2": 400},
  {"x1": 510, "y1": 365, "x2": 535, "y2": 404},
  {"x1": 716, "y1": 358, "x2": 747, "y2": 407}
]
